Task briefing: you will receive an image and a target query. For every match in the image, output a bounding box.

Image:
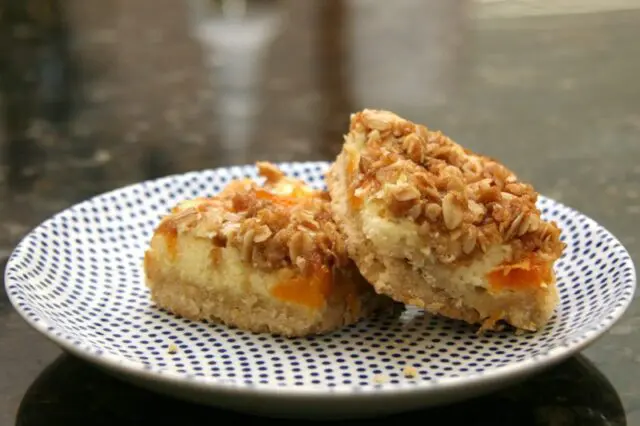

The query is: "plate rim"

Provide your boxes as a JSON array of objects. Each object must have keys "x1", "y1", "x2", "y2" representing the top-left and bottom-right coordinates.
[{"x1": 4, "y1": 160, "x2": 637, "y2": 399}]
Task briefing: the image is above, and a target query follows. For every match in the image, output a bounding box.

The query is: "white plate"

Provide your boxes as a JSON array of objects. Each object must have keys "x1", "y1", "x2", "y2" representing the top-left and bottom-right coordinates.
[{"x1": 4, "y1": 161, "x2": 636, "y2": 419}]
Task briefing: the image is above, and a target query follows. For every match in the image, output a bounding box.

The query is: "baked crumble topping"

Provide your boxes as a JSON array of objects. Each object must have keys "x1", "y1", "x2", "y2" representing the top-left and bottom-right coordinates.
[
  {"x1": 154, "y1": 162, "x2": 349, "y2": 275},
  {"x1": 342, "y1": 109, "x2": 565, "y2": 266}
]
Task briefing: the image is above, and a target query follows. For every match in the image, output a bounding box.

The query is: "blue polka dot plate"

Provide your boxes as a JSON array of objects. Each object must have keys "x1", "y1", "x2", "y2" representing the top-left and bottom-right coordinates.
[{"x1": 4, "y1": 161, "x2": 636, "y2": 419}]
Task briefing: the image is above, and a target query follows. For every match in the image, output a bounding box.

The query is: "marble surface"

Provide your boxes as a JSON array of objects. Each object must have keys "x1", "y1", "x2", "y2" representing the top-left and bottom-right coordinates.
[{"x1": 1, "y1": 1, "x2": 639, "y2": 424}]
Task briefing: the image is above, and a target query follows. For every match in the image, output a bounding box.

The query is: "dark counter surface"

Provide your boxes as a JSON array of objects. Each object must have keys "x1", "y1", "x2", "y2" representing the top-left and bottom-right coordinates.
[{"x1": 1, "y1": 1, "x2": 639, "y2": 425}]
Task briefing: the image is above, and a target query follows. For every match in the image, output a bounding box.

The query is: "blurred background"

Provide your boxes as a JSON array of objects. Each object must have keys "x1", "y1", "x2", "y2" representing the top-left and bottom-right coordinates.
[
  {"x1": 1, "y1": 1, "x2": 640, "y2": 424},
  {"x1": 0, "y1": 0, "x2": 639, "y2": 262}
]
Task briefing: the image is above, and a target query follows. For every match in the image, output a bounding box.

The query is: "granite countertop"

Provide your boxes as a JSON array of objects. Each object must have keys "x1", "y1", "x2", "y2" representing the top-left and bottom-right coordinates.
[{"x1": 1, "y1": 1, "x2": 639, "y2": 424}]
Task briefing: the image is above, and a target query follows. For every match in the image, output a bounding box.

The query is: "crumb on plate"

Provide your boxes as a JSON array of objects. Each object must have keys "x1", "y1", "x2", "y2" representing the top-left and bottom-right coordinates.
[
  {"x1": 403, "y1": 366, "x2": 418, "y2": 378},
  {"x1": 373, "y1": 374, "x2": 388, "y2": 384}
]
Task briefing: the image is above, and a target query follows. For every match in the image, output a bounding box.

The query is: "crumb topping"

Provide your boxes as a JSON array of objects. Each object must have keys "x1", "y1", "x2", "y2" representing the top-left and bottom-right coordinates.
[
  {"x1": 155, "y1": 162, "x2": 349, "y2": 276},
  {"x1": 342, "y1": 109, "x2": 565, "y2": 265}
]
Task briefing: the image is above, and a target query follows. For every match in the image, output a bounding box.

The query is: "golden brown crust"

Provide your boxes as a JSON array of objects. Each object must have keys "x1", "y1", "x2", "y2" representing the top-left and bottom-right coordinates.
[{"x1": 343, "y1": 109, "x2": 565, "y2": 266}]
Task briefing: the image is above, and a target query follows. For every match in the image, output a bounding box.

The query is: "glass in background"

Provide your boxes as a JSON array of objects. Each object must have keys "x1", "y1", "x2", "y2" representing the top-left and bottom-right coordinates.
[{"x1": 187, "y1": 0, "x2": 285, "y2": 163}]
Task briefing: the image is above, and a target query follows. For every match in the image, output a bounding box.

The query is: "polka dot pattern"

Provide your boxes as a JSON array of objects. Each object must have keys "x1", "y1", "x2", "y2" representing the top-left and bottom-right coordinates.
[{"x1": 4, "y1": 161, "x2": 637, "y2": 394}]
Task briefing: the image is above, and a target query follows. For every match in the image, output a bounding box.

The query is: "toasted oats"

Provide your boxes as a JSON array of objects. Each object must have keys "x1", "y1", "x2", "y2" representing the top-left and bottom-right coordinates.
[
  {"x1": 253, "y1": 225, "x2": 272, "y2": 243},
  {"x1": 242, "y1": 228, "x2": 256, "y2": 262},
  {"x1": 505, "y1": 182, "x2": 526, "y2": 196},
  {"x1": 367, "y1": 129, "x2": 381, "y2": 144},
  {"x1": 407, "y1": 203, "x2": 423, "y2": 220},
  {"x1": 442, "y1": 193, "x2": 464, "y2": 230},
  {"x1": 403, "y1": 133, "x2": 425, "y2": 163},
  {"x1": 467, "y1": 200, "x2": 486, "y2": 223},
  {"x1": 501, "y1": 191, "x2": 515, "y2": 201},
  {"x1": 413, "y1": 172, "x2": 435, "y2": 192},
  {"x1": 173, "y1": 208, "x2": 198, "y2": 224},
  {"x1": 256, "y1": 161, "x2": 285, "y2": 182},
  {"x1": 343, "y1": 109, "x2": 566, "y2": 264},
  {"x1": 527, "y1": 214, "x2": 540, "y2": 233},
  {"x1": 162, "y1": 162, "x2": 351, "y2": 275},
  {"x1": 447, "y1": 175, "x2": 465, "y2": 192},
  {"x1": 450, "y1": 228, "x2": 463, "y2": 241},
  {"x1": 288, "y1": 231, "x2": 313, "y2": 263},
  {"x1": 366, "y1": 117, "x2": 391, "y2": 132},
  {"x1": 515, "y1": 213, "x2": 531, "y2": 237},
  {"x1": 391, "y1": 184, "x2": 421, "y2": 202},
  {"x1": 478, "y1": 185, "x2": 501, "y2": 204},
  {"x1": 418, "y1": 221, "x2": 431, "y2": 237},
  {"x1": 462, "y1": 225, "x2": 478, "y2": 255},
  {"x1": 425, "y1": 203, "x2": 442, "y2": 222},
  {"x1": 462, "y1": 157, "x2": 483, "y2": 178},
  {"x1": 505, "y1": 212, "x2": 525, "y2": 240}
]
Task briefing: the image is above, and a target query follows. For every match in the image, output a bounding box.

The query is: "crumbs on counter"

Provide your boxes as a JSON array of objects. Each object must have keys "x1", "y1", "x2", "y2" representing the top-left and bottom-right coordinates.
[{"x1": 167, "y1": 343, "x2": 178, "y2": 354}]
